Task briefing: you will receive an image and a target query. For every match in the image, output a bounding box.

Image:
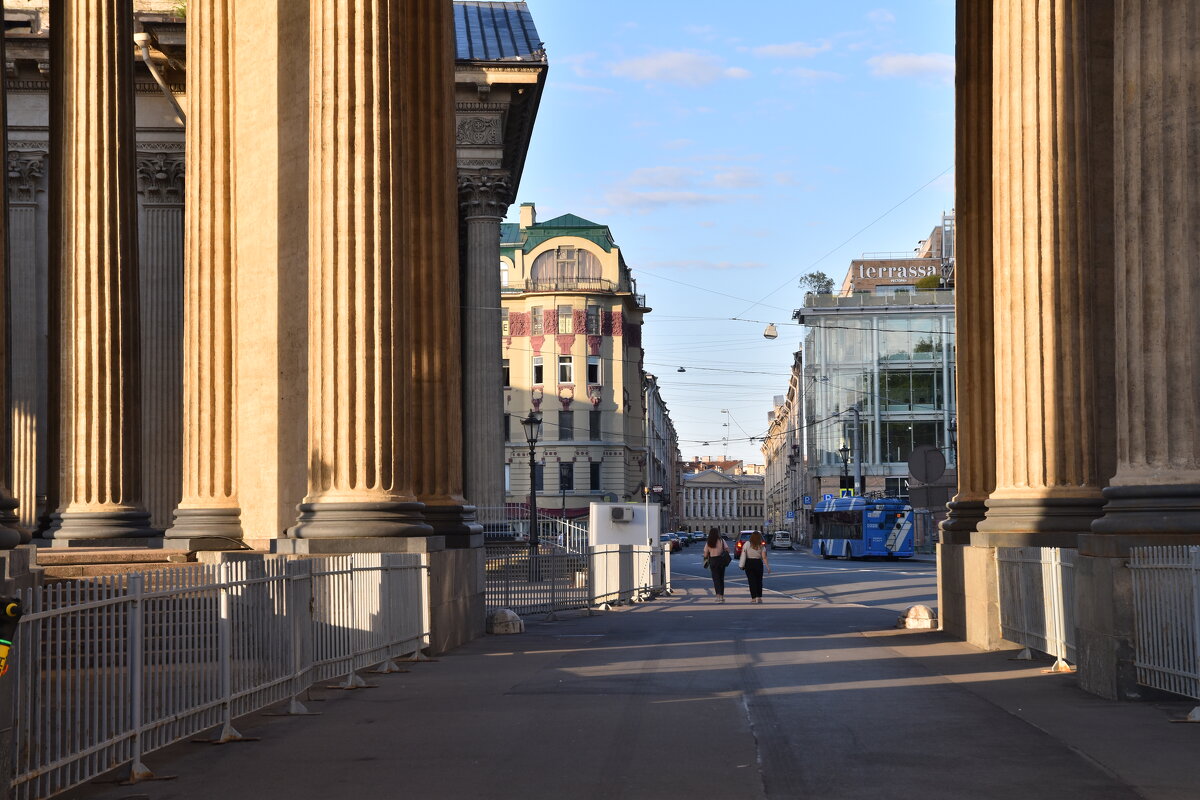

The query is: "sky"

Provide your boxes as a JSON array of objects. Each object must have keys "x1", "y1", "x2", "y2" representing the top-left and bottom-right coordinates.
[{"x1": 508, "y1": 1, "x2": 956, "y2": 464}]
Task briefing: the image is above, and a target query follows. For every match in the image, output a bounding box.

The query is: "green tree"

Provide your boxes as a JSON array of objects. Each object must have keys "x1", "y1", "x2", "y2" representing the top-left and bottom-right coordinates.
[
  {"x1": 798, "y1": 271, "x2": 834, "y2": 294},
  {"x1": 915, "y1": 274, "x2": 942, "y2": 290}
]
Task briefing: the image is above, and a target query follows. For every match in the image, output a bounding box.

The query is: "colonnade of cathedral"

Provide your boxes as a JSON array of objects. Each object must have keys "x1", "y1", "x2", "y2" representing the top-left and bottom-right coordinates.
[
  {"x1": 0, "y1": 1, "x2": 477, "y2": 549},
  {"x1": 943, "y1": 0, "x2": 1200, "y2": 698}
]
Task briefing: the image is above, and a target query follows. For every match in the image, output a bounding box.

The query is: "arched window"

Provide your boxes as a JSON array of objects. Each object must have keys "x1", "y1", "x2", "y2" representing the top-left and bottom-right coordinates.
[
  {"x1": 500, "y1": 260, "x2": 510, "y2": 287},
  {"x1": 530, "y1": 245, "x2": 602, "y2": 288}
]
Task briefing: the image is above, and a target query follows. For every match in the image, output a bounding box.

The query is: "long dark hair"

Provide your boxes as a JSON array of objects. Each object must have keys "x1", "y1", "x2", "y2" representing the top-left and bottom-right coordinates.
[{"x1": 707, "y1": 528, "x2": 720, "y2": 548}]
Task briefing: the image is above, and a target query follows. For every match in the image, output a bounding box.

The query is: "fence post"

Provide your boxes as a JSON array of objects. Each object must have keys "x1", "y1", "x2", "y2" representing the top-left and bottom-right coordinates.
[
  {"x1": 126, "y1": 574, "x2": 153, "y2": 781},
  {"x1": 215, "y1": 561, "x2": 245, "y2": 742},
  {"x1": 286, "y1": 560, "x2": 315, "y2": 715}
]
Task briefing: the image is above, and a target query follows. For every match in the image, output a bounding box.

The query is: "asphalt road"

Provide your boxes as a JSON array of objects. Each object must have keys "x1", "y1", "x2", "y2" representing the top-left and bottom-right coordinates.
[{"x1": 671, "y1": 544, "x2": 937, "y2": 615}]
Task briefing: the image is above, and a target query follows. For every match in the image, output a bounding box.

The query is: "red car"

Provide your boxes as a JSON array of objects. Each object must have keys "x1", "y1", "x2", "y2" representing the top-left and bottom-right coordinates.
[{"x1": 733, "y1": 531, "x2": 755, "y2": 557}]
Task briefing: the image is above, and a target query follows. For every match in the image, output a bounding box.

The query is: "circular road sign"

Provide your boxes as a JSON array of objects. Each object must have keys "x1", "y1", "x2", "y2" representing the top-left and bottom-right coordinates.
[{"x1": 908, "y1": 444, "x2": 946, "y2": 484}]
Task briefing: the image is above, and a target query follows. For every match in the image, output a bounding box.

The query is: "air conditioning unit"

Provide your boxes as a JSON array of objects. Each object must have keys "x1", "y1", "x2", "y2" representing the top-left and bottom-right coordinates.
[{"x1": 611, "y1": 506, "x2": 632, "y2": 523}]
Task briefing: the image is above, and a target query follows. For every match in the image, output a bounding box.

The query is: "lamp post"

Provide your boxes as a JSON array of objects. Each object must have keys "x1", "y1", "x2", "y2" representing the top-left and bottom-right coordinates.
[
  {"x1": 521, "y1": 411, "x2": 542, "y2": 579},
  {"x1": 839, "y1": 445, "x2": 850, "y2": 493}
]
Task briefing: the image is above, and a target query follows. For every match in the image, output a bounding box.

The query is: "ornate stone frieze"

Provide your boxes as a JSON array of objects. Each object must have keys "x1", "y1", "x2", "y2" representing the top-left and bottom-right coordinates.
[
  {"x1": 458, "y1": 158, "x2": 504, "y2": 170},
  {"x1": 458, "y1": 169, "x2": 512, "y2": 218},
  {"x1": 136, "y1": 156, "x2": 185, "y2": 202},
  {"x1": 7, "y1": 151, "x2": 46, "y2": 203},
  {"x1": 456, "y1": 115, "x2": 502, "y2": 145}
]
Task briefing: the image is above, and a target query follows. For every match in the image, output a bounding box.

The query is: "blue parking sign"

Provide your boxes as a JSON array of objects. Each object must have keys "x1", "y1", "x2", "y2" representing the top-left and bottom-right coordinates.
[
  {"x1": 822, "y1": 493, "x2": 834, "y2": 502},
  {"x1": 786, "y1": 510, "x2": 796, "y2": 519}
]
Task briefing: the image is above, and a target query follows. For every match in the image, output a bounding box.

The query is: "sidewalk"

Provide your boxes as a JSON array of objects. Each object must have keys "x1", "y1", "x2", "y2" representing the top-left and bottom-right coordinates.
[{"x1": 67, "y1": 583, "x2": 1200, "y2": 800}]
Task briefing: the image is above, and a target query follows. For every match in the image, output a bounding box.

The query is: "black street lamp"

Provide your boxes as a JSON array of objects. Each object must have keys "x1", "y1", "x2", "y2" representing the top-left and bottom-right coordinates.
[
  {"x1": 838, "y1": 445, "x2": 850, "y2": 492},
  {"x1": 521, "y1": 411, "x2": 543, "y2": 577}
]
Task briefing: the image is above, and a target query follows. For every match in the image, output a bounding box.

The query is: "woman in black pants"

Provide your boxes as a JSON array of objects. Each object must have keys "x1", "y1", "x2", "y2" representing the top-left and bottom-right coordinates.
[
  {"x1": 702, "y1": 528, "x2": 731, "y2": 602},
  {"x1": 741, "y1": 531, "x2": 770, "y2": 603}
]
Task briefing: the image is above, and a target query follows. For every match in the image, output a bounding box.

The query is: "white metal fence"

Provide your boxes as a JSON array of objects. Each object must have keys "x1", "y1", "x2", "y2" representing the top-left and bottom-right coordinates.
[
  {"x1": 485, "y1": 545, "x2": 659, "y2": 615},
  {"x1": 996, "y1": 547, "x2": 1076, "y2": 667},
  {"x1": 1129, "y1": 546, "x2": 1200, "y2": 710},
  {"x1": 477, "y1": 506, "x2": 591, "y2": 555},
  {"x1": 12, "y1": 553, "x2": 428, "y2": 800}
]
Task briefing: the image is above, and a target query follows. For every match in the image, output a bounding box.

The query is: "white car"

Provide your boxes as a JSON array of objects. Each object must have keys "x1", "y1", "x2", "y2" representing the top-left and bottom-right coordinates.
[{"x1": 770, "y1": 531, "x2": 792, "y2": 550}]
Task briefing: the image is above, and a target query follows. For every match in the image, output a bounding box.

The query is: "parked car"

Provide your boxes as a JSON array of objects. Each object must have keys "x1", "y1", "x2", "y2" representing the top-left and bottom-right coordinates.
[
  {"x1": 673, "y1": 532, "x2": 690, "y2": 547},
  {"x1": 659, "y1": 533, "x2": 682, "y2": 553},
  {"x1": 734, "y1": 531, "x2": 755, "y2": 557},
  {"x1": 691, "y1": 531, "x2": 707, "y2": 543},
  {"x1": 770, "y1": 531, "x2": 792, "y2": 550}
]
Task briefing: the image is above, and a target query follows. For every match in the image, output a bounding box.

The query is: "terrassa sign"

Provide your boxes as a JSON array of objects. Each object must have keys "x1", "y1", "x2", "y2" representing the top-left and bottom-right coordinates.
[{"x1": 855, "y1": 263, "x2": 952, "y2": 280}]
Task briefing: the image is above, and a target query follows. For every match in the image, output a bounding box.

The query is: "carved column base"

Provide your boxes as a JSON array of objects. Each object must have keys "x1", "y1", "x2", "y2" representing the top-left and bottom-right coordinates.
[
  {"x1": 46, "y1": 509, "x2": 158, "y2": 540},
  {"x1": 973, "y1": 495, "x2": 1105, "y2": 547},
  {"x1": 165, "y1": 506, "x2": 244, "y2": 543},
  {"x1": 939, "y1": 498, "x2": 988, "y2": 545},
  {"x1": 422, "y1": 502, "x2": 483, "y2": 548},
  {"x1": 289, "y1": 501, "x2": 433, "y2": 539},
  {"x1": 1090, "y1": 483, "x2": 1200, "y2": 535},
  {"x1": 0, "y1": 493, "x2": 23, "y2": 549}
]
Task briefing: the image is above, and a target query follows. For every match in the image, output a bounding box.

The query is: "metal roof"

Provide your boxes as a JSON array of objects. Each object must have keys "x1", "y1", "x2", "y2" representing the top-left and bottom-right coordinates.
[
  {"x1": 454, "y1": 2, "x2": 544, "y2": 63},
  {"x1": 813, "y1": 496, "x2": 908, "y2": 513}
]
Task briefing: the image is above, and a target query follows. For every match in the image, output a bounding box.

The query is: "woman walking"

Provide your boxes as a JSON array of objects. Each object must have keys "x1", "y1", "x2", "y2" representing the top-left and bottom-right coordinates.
[
  {"x1": 741, "y1": 531, "x2": 770, "y2": 603},
  {"x1": 702, "y1": 528, "x2": 732, "y2": 602}
]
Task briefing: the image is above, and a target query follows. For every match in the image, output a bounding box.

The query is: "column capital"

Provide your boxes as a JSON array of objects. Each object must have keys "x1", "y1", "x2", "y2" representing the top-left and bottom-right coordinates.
[
  {"x1": 136, "y1": 155, "x2": 186, "y2": 203},
  {"x1": 6, "y1": 151, "x2": 46, "y2": 204},
  {"x1": 458, "y1": 169, "x2": 512, "y2": 220}
]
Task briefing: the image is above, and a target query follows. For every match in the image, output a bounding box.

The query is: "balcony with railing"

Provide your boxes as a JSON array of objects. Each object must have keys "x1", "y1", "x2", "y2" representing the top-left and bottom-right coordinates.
[{"x1": 501, "y1": 277, "x2": 625, "y2": 295}]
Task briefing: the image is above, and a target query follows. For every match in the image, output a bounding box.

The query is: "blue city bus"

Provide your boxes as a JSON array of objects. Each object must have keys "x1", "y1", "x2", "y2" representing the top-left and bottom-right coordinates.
[{"x1": 811, "y1": 496, "x2": 913, "y2": 559}]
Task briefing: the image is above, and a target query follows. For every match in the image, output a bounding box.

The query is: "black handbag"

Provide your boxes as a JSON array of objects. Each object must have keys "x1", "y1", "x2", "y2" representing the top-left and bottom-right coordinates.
[{"x1": 715, "y1": 551, "x2": 732, "y2": 568}]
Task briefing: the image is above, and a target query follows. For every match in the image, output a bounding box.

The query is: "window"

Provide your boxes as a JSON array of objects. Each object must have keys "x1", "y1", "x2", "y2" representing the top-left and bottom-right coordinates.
[
  {"x1": 559, "y1": 410, "x2": 574, "y2": 441},
  {"x1": 586, "y1": 305, "x2": 601, "y2": 334},
  {"x1": 531, "y1": 306, "x2": 543, "y2": 335},
  {"x1": 559, "y1": 462, "x2": 574, "y2": 492},
  {"x1": 885, "y1": 477, "x2": 909, "y2": 499},
  {"x1": 589, "y1": 409, "x2": 602, "y2": 440},
  {"x1": 533, "y1": 463, "x2": 544, "y2": 492},
  {"x1": 532, "y1": 356, "x2": 543, "y2": 385},
  {"x1": 557, "y1": 305, "x2": 573, "y2": 334},
  {"x1": 501, "y1": 308, "x2": 509, "y2": 335},
  {"x1": 587, "y1": 356, "x2": 601, "y2": 384},
  {"x1": 558, "y1": 355, "x2": 574, "y2": 384},
  {"x1": 504, "y1": 413, "x2": 511, "y2": 442},
  {"x1": 590, "y1": 462, "x2": 602, "y2": 491},
  {"x1": 500, "y1": 260, "x2": 509, "y2": 287},
  {"x1": 502, "y1": 359, "x2": 510, "y2": 388}
]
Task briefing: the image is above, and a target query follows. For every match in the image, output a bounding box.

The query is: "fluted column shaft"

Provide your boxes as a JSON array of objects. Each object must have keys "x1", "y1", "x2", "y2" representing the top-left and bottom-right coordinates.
[
  {"x1": 1092, "y1": 0, "x2": 1200, "y2": 535},
  {"x1": 49, "y1": 0, "x2": 154, "y2": 540},
  {"x1": 460, "y1": 171, "x2": 511, "y2": 515},
  {"x1": 291, "y1": 0, "x2": 428, "y2": 539},
  {"x1": 167, "y1": 0, "x2": 242, "y2": 541},
  {"x1": 0, "y1": 26, "x2": 24, "y2": 547},
  {"x1": 403, "y1": 0, "x2": 478, "y2": 538},
  {"x1": 942, "y1": 0, "x2": 995, "y2": 541},
  {"x1": 977, "y1": 0, "x2": 1115, "y2": 543}
]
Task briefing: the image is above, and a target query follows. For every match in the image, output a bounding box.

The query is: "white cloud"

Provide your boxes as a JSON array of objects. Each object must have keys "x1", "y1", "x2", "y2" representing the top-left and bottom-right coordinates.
[
  {"x1": 610, "y1": 51, "x2": 751, "y2": 87},
  {"x1": 625, "y1": 166, "x2": 702, "y2": 188},
  {"x1": 606, "y1": 189, "x2": 727, "y2": 209},
  {"x1": 712, "y1": 167, "x2": 762, "y2": 188},
  {"x1": 750, "y1": 41, "x2": 832, "y2": 59},
  {"x1": 868, "y1": 9, "x2": 896, "y2": 25},
  {"x1": 868, "y1": 52, "x2": 954, "y2": 83},
  {"x1": 663, "y1": 138, "x2": 695, "y2": 150}
]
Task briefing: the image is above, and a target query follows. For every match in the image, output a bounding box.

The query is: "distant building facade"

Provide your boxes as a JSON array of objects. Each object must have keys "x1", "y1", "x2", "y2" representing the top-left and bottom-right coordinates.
[
  {"x1": 680, "y1": 471, "x2": 766, "y2": 535},
  {"x1": 795, "y1": 219, "x2": 958, "y2": 517},
  {"x1": 762, "y1": 351, "x2": 804, "y2": 538},
  {"x1": 645, "y1": 374, "x2": 681, "y2": 532},
  {"x1": 501, "y1": 205, "x2": 652, "y2": 516}
]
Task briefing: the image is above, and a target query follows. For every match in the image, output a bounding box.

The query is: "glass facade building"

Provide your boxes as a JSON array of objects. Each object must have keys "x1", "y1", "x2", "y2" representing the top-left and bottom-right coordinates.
[{"x1": 798, "y1": 291, "x2": 956, "y2": 498}]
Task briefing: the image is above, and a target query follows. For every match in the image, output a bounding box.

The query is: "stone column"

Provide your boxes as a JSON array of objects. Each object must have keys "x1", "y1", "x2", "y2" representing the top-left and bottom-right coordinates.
[
  {"x1": 136, "y1": 155, "x2": 185, "y2": 532},
  {"x1": 290, "y1": 0, "x2": 429, "y2": 539},
  {"x1": 976, "y1": 0, "x2": 1115, "y2": 545},
  {"x1": 402, "y1": 0, "x2": 479, "y2": 543},
  {"x1": 939, "y1": 0, "x2": 999, "y2": 643},
  {"x1": 7, "y1": 150, "x2": 47, "y2": 537},
  {"x1": 459, "y1": 171, "x2": 511, "y2": 517},
  {"x1": 167, "y1": 0, "x2": 242, "y2": 543},
  {"x1": 0, "y1": 32, "x2": 25, "y2": 547},
  {"x1": 1091, "y1": 0, "x2": 1200, "y2": 541},
  {"x1": 1080, "y1": 0, "x2": 1194, "y2": 699},
  {"x1": 47, "y1": 0, "x2": 155, "y2": 541}
]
